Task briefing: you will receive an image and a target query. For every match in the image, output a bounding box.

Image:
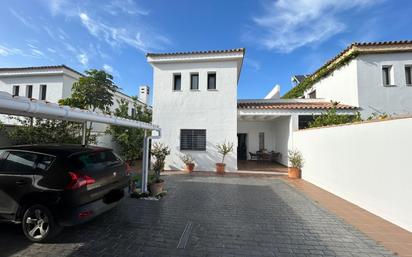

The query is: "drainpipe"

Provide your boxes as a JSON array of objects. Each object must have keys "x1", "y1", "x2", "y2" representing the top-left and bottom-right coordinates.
[{"x1": 141, "y1": 129, "x2": 161, "y2": 193}]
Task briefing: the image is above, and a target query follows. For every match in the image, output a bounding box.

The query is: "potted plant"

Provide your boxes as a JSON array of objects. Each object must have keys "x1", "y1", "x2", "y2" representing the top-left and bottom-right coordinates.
[
  {"x1": 288, "y1": 149, "x2": 304, "y2": 179},
  {"x1": 149, "y1": 143, "x2": 170, "y2": 195},
  {"x1": 180, "y1": 153, "x2": 195, "y2": 173},
  {"x1": 216, "y1": 141, "x2": 234, "y2": 174}
]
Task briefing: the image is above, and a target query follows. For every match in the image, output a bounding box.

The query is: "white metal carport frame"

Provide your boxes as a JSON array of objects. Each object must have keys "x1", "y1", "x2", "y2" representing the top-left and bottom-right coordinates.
[{"x1": 0, "y1": 92, "x2": 159, "y2": 193}]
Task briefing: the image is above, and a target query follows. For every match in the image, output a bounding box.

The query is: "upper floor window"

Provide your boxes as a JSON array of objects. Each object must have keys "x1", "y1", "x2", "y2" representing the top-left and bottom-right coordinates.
[
  {"x1": 173, "y1": 74, "x2": 181, "y2": 91},
  {"x1": 40, "y1": 84, "x2": 47, "y2": 100},
  {"x1": 207, "y1": 73, "x2": 216, "y2": 90},
  {"x1": 180, "y1": 129, "x2": 206, "y2": 151},
  {"x1": 26, "y1": 85, "x2": 33, "y2": 98},
  {"x1": 12, "y1": 85, "x2": 19, "y2": 96},
  {"x1": 405, "y1": 65, "x2": 412, "y2": 85},
  {"x1": 190, "y1": 73, "x2": 199, "y2": 90},
  {"x1": 382, "y1": 66, "x2": 393, "y2": 86}
]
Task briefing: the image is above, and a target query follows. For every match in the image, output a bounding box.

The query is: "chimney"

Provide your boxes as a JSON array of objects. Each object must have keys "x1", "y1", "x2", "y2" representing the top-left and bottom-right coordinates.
[
  {"x1": 138, "y1": 85, "x2": 149, "y2": 105},
  {"x1": 264, "y1": 84, "x2": 280, "y2": 99}
]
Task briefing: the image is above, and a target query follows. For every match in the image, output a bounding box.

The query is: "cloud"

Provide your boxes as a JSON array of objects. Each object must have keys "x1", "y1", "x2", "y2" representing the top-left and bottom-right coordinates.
[
  {"x1": 103, "y1": 64, "x2": 113, "y2": 73},
  {"x1": 103, "y1": 0, "x2": 149, "y2": 16},
  {"x1": 0, "y1": 44, "x2": 24, "y2": 56},
  {"x1": 10, "y1": 9, "x2": 38, "y2": 31},
  {"x1": 248, "y1": 0, "x2": 384, "y2": 53},
  {"x1": 78, "y1": 11, "x2": 168, "y2": 52},
  {"x1": 77, "y1": 53, "x2": 88, "y2": 66}
]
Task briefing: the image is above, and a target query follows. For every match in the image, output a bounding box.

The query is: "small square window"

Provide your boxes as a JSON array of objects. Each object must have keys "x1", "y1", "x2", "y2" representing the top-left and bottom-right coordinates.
[
  {"x1": 207, "y1": 73, "x2": 216, "y2": 90},
  {"x1": 190, "y1": 73, "x2": 199, "y2": 90},
  {"x1": 173, "y1": 74, "x2": 181, "y2": 91},
  {"x1": 12, "y1": 85, "x2": 19, "y2": 96}
]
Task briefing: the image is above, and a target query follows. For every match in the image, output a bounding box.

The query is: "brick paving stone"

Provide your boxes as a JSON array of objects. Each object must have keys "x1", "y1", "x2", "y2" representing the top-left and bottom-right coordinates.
[{"x1": 0, "y1": 175, "x2": 395, "y2": 257}]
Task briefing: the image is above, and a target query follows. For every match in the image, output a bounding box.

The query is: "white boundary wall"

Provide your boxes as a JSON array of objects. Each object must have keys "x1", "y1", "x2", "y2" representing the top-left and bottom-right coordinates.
[{"x1": 293, "y1": 117, "x2": 412, "y2": 232}]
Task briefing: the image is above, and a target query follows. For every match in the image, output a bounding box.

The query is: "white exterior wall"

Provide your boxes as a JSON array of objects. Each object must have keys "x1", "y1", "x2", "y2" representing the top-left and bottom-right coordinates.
[
  {"x1": 357, "y1": 53, "x2": 412, "y2": 117},
  {"x1": 304, "y1": 60, "x2": 359, "y2": 107},
  {"x1": 293, "y1": 118, "x2": 412, "y2": 232},
  {"x1": 152, "y1": 61, "x2": 239, "y2": 171},
  {"x1": 0, "y1": 74, "x2": 65, "y2": 102}
]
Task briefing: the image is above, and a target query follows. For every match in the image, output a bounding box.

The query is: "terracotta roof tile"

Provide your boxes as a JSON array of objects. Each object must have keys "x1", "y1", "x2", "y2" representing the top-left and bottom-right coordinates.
[
  {"x1": 237, "y1": 101, "x2": 357, "y2": 110},
  {"x1": 146, "y1": 48, "x2": 245, "y2": 57}
]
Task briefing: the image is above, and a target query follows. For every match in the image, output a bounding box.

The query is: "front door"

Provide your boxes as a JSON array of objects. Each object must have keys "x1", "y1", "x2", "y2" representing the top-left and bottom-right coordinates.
[{"x1": 237, "y1": 134, "x2": 247, "y2": 160}]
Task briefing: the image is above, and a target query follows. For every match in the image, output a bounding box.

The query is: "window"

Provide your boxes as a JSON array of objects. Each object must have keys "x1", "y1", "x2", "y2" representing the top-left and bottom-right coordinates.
[
  {"x1": 382, "y1": 66, "x2": 392, "y2": 86},
  {"x1": 258, "y1": 132, "x2": 265, "y2": 151},
  {"x1": 308, "y1": 90, "x2": 316, "y2": 99},
  {"x1": 190, "y1": 73, "x2": 199, "y2": 90},
  {"x1": 12, "y1": 85, "x2": 19, "y2": 96},
  {"x1": 36, "y1": 155, "x2": 55, "y2": 171},
  {"x1": 405, "y1": 66, "x2": 412, "y2": 85},
  {"x1": 173, "y1": 74, "x2": 181, "y2": 91},
  {"x1": 40, "y1": 84, "x2": 47, "y2": 100},
  {"x1": 26, "y1": 85, "x2": 33, "y2": 98},
  {"x1": 131, "y1": 108, "x2": 136, "y2": 118},
  {"x1": 207, "y1": 73, "x2": 216, "y2": 90},
  {"x1": 180, "y1": 129, "x2": 206, "y2": 151},
  {"x1": 69, "y1": 150, "x2": 121, "y2": 171},
  {"x1": 2, "y1": 151, "x2": 38, "y2": 174}
]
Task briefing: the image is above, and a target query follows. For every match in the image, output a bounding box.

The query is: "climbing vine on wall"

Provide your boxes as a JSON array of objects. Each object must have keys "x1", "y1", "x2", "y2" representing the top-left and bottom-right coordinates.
[{"x1": 282, "y1": 50, "x2": 360, "y2": 99}]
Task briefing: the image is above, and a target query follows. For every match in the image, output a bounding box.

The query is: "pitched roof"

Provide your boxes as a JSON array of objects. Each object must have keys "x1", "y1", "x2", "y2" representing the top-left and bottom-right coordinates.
[
  {"x1": 0, "y1": 65, "x2": 84, "y2": 77},
  {"x1": 312, "y1": 40, "x2": 412, "y2": 76},
  {"x1": 238, "y1": 101, "x2": 357, "y2": 110},
  {"x1": 146, "y1": 48, "x2": 245, "y2": 57},
  {"x1": 283, "y1": 40, "x2": 412, "y2": 98}
]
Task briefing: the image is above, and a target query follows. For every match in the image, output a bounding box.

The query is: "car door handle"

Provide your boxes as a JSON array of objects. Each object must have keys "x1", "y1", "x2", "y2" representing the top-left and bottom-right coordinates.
[{"x1": 15, "y1": 180, "x2": 27, "y2": 186}]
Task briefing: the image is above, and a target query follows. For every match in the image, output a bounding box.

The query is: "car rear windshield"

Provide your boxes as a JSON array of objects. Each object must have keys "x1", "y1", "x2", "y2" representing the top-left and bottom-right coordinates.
[{"x1": 69, "y1": 150, "x2": 122, "y2": 171}]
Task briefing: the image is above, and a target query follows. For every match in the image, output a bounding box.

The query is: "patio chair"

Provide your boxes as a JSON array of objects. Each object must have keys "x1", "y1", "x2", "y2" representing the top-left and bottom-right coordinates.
[{"x1": 249, "y1": 152, "x2": 258, "y2": 160}]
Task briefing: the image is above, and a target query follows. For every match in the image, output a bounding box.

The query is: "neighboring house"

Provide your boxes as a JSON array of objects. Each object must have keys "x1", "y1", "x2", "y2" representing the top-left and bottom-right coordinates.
[
  {"x1": 285, "y1": 41, "x2": 412, "y2": 118},
  {"x1": 147, "y1": 49, "x2": 357, "y2": 171},
  {"x1": 0, "y1": 65, "x2": 150, "y2": 148}
]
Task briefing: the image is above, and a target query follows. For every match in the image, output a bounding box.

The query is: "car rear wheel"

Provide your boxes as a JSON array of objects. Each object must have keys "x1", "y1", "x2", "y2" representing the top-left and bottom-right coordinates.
[{"x1": 22, "y1": 204, "x2": 62, "y2": 242}]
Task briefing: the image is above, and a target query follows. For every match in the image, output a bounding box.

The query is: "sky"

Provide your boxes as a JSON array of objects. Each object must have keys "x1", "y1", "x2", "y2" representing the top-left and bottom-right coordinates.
[{"x1": 1, "y1": 0, "x2": 412, "y2": 101}]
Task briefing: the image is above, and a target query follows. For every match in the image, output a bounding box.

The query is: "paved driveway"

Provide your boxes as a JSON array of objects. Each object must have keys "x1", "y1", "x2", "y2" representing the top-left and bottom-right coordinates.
[{"x1": 0, "y1": 175, "x2": 394, "y2": 257}]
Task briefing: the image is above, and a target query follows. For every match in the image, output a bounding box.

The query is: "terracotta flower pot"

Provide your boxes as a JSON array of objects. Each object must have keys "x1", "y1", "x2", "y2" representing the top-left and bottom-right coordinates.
[
  {"x1": 216, "y1": 163, "x2": 226, "y2": 174},
  {"x1": 186, "y1": 163, "x2": 195, "y2": 173},
  {"x1": 149, "y1": 180, "x2": 164, "y2": 195},
  {"x1": 288, "y1": 167, "x2": 301, "y2": 179}
]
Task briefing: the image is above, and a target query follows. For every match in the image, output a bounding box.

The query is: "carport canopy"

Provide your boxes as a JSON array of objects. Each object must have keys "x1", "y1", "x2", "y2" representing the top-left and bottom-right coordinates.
[{"x1": 0, "y1": 91, "x2": 159, "y2": 193}]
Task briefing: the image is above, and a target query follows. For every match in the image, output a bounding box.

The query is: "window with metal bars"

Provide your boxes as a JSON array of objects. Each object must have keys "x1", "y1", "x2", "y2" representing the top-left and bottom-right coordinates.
[{"x1": 180, "y1": 129, "x2": 206, "y2": 151}]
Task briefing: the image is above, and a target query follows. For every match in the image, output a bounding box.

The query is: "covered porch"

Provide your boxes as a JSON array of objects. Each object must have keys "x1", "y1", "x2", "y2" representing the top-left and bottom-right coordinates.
[{"x1": 237, "y1": 99, "x2": 358, "y2": 171}]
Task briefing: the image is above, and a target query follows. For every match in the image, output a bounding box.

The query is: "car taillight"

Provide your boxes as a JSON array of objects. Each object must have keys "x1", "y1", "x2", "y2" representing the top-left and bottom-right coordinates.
[{"x1": 65, "y1": 171, "x2": 96, "y2": 190}]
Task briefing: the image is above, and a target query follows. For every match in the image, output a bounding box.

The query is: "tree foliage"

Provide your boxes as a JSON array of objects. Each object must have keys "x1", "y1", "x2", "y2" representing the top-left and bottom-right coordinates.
[
  {"x1": 308, "y1": 102, "x2": 361, "y2": 128},
  {"x1": 108, "y1": 98, "x2": 152, "y2": 162},
  {"x1": 282, "y1": 51, "x2": 359, "y2": 99},
  {"x1": 6, "y1": 117, "x2": 95, "y2": 145},
  {"x1": 59, "y1": 69, "x2": 118, "y2": 112}
]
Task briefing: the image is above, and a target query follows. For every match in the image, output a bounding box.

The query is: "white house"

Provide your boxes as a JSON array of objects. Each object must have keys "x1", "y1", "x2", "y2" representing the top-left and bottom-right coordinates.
[
  {"x1": 290, "y1": 41, "x2": 412, "y2": 118},
  {"x1": 0, "y1": 65, "x2": 149, "y2": 148},
  {"x1": 147, "y1": 49, "x2": 357, "y2": 171}
]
